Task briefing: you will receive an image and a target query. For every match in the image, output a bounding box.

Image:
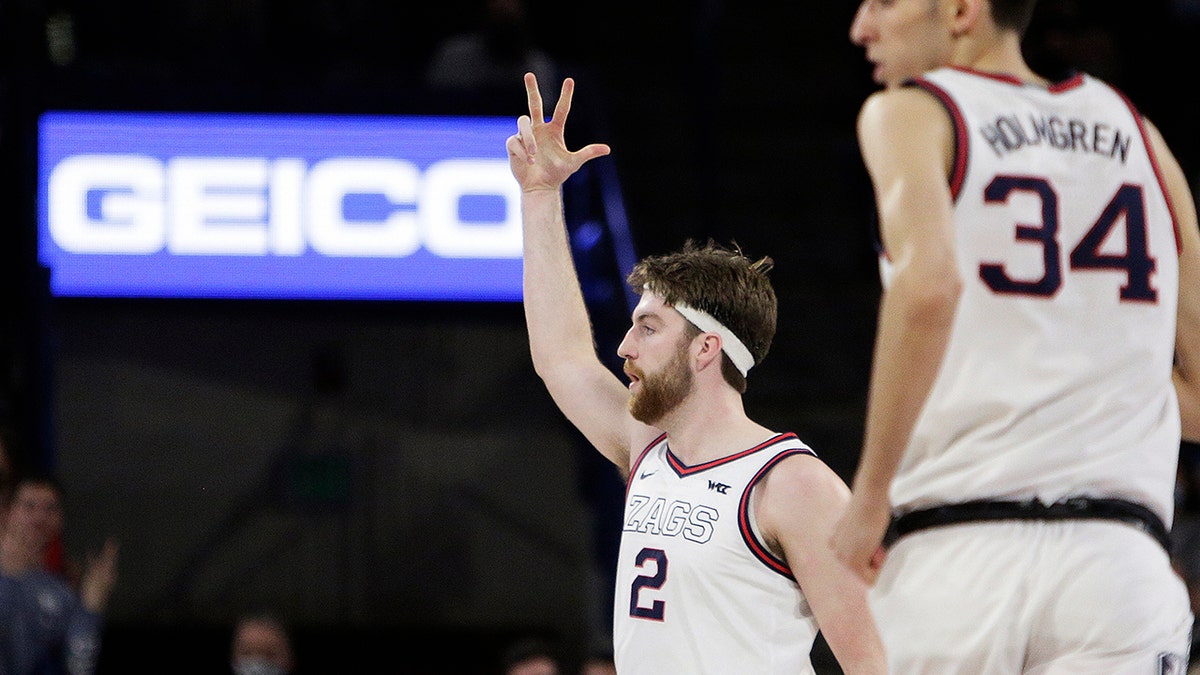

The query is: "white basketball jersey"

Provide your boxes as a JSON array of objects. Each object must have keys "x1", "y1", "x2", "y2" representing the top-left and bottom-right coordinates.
[
  {"x1": 612, "y1": 432, "x2": 820, "y2": 675},
  {"x1": 882, "y1": 68, "x2": 1182, "y2": 523}
]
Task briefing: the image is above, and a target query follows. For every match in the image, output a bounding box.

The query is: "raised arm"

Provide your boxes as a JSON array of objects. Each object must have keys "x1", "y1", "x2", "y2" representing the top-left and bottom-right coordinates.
[
  {"x1": 79, "y1": 537, "x2": 118, "y2": 614},
  {"x1": 507, "y1": 73, "x2": 643, "y2": 471},
  {"x1": 1146, "y1": 121, "x2": 1200, "y2": 442},
  {"x1": 831, "y1": 88, "x2": 962, "y2": 583}
]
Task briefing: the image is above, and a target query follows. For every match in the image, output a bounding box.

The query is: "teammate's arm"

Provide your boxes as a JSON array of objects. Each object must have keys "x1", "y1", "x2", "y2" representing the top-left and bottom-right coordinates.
[
  {"x1": 508, "y1": 73, "x2": 645, "y2": 471},
  {"x1": 831, "y1": 87, "x2": 962, "y2": 583},
  {"x1": 1146, "y1": 120, "x2": 1200, "y2": 442},
  {"x1": 756, "y1": 457, "x2": 886, "y2": 674}
]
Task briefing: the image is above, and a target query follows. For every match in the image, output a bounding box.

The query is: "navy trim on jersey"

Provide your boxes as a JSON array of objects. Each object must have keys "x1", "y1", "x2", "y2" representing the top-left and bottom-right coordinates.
[
  {"x1": 1110, "y1": 84, "x2": 1183, "y2": 254},
  {"x1": 909, "y1": 77, "x2": 969, "y2": 201},
  {"x1": 736, "y1": 448, "x2": 816, "y2": 580},
  {"x1": 625, "y1": 432, "x2": 668, "y2": 499},
  {"x1": 922, "y1": 67, "x2": 1181, "y2": 255},
  {"x1": 664, "y1": 432, "x2": 803, "y2": 477},
  {"x1": 906, "y1": 67, "x2": 1093, "y2": 210}
]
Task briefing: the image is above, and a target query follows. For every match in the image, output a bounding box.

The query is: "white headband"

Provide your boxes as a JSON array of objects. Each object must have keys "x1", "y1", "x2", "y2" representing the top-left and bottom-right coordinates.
[{"x1": 673, "y1": 302, "x2": 755, "y2": 377}]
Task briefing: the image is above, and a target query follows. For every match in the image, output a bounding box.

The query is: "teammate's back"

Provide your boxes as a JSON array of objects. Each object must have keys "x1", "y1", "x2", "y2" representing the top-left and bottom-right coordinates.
[
  {"x1": 834, "y1": 1, "x2": 1200, "y2": 671},
  {"x1": 888, "y1": 67, "x2": 1181, "y2": 521}
]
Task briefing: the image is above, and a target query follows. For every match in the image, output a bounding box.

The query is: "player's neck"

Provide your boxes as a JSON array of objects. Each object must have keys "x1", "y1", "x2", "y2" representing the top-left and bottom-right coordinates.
[
  {"x1": 952, "y1": 32, "x2": 1047, "y2": 87},
  {"x1": 660, "y1": 390, "x2": 774, "y2": 466}
]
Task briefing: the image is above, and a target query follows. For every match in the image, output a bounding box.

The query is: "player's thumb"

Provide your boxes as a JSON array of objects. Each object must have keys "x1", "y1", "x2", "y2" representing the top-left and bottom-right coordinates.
[{"x1": 577, "y1": 143, "x2": 611, "y2": 165}]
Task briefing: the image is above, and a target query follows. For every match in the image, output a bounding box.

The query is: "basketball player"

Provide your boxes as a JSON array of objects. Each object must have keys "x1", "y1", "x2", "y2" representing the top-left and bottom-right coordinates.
[
  {"x1": 507, "y1": 72, "x2": 885, "y2": 674},
  {"x1": 830, "y1": 0, "x2": 1200, "y2": 672}
]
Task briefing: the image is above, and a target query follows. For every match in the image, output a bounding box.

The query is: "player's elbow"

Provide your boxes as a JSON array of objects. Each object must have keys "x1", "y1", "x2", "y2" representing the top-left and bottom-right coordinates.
[
  {"x1": 529, "y1": 345, "x2": 559, "y2": 382},
  {"x1": 1175, "y1": 369, "x2": 1200, "y2": 443},
  {"x1": 527, "y1": 321, "x2": 597, "y2": 380},
  {"x1": 906, "y1": 285, "x2": 960, "y2": 330},
  {"x1": 891, "y1": 261, "x2": 961, "y2": 328},
  {"x1": 529, "y1": 343, "x2": 591, "y2": 387}
]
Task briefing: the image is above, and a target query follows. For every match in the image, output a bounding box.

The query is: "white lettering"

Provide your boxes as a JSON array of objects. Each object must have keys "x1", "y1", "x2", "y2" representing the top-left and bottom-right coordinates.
[
  {"x1": 423, "y1": 159, "x2": 522, "y2": 258},
  {"x1": 46, "y1": 154, "x2": 520, "y2": 258},
  {"x1": 48, "y1": 154, "x2": 164, "y2": 253},
  {"x1": 168, "y1": 157, "x2": 270, "y2": 255},
  {"x1": 308, "y1": 157, "x2": 421, "y2": 257},
  {"x1": 269, "y1": 159, "x2": 306, "y2": 256}
]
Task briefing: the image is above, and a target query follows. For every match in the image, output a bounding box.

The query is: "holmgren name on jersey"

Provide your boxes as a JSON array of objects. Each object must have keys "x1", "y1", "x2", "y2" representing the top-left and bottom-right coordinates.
[{"x1": 978, "y1": 113, "x2": 1133, "y2": 163}]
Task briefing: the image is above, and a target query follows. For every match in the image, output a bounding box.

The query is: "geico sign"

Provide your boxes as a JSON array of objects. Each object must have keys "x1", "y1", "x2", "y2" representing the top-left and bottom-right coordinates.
[{"x1": 48, "y1": 154, "x2": 522, "y2": 258}]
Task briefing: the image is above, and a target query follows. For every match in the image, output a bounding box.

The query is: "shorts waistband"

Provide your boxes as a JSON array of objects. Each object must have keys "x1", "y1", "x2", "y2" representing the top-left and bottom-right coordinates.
[{"x1": 889, "y1": 497, "x2": 1170, "y2": 551}]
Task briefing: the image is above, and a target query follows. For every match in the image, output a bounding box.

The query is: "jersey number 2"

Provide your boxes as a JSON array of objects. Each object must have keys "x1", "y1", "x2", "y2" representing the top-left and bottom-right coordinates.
[
  {"x1": 979, "y1": 176, "x2": 1157, "y2": 302},
  {"x1": 629, "y1": 547, "x2": 666, "y2": 621}
]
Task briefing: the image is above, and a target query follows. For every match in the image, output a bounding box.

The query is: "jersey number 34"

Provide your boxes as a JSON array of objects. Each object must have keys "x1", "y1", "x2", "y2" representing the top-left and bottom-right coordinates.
[{"x1": 980, "y1": 176, "x2": 1158, "y2": 302}]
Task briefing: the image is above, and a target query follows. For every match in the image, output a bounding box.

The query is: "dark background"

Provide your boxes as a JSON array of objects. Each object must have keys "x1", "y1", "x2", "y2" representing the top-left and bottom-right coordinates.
[{"x1": 0, "y1": 1, "x2": 1198, "y2": 673}]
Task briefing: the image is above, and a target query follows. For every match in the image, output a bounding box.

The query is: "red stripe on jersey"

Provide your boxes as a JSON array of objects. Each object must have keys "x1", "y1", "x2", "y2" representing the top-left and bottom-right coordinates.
[
  {"x1": 737, "y1": 449, "x2": 815, "y2": 580},
  {"x1": 665, "y1": 432, "x2": 802, "y2": 476},
  {"x1": 1110, "y1": 84, "x2": 1182, "y2": 254},
  {"x1": 947, "y1": 65, "x2": 1025, "y2": 86},
  {"x1": 911, "y1": 78, "x2": 969, "y2": 201},
  {"x1": 1047, "y1": 72, "x2": 1086, "y2": 93}
]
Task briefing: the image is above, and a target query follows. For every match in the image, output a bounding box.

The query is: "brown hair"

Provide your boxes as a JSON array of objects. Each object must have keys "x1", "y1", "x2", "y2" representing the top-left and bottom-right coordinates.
[
  {"x1": 626, "y1": 239, "x2": 777, "y2": 393},
  {"x1": 990, "y1": 0, "x2": 1038, "y2": 34}
]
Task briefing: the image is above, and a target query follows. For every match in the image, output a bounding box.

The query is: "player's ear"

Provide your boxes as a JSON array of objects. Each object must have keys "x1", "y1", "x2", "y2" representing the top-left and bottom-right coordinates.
[
  {"x1": 694, "y1": 333, "x2": 724, "y2": 372},
  {"x1": 947, "y1": 0, "x2": 983, "y2": 37}
]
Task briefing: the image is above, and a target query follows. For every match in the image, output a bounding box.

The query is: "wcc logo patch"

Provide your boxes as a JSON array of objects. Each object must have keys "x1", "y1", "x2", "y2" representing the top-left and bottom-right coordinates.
[{"x1": 707, "y1": 480, "x2": 730, "y2": 494}]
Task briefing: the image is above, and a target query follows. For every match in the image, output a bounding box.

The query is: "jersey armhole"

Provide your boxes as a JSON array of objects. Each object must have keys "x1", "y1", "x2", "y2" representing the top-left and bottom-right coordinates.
[
  {"x1": 908, "y1": 77, "x2": 970, "y2": 202},
  {"x1": 737, "y1": 449, "x2": 815, "y2": 581}
]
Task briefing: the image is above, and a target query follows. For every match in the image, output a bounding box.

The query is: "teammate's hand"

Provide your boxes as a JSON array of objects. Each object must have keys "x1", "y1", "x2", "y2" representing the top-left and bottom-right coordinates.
[
  {"x1": 506, "y1": 72, "x2": 611, "y2": 192},
  {"x1": 830, "y1": 493, "x2": 890, "y2": 585}
]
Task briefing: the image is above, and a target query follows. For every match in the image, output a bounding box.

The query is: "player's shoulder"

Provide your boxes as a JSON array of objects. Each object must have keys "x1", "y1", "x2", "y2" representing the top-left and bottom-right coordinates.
[
  {"x1": 857, "y1": 85, "x2": 951, "y2": 153},
  {"x1": 859, "y1": 84, "x2": 948, "y2": 126},
  {"x1": 760, "y1": 447, "x2": 847, "y2": 498},
  {"x1": 753, "y1": 450, "x2": 850, "y2": 538}
]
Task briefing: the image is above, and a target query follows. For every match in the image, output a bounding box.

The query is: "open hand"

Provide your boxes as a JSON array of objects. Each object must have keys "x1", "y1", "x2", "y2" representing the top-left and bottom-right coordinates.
[
  {"x1": 79, "y1": 537, "x2": 119, "y2": 614},
  {"x1": 506, "y1": 72, "x2": 611, "y2": 191}
]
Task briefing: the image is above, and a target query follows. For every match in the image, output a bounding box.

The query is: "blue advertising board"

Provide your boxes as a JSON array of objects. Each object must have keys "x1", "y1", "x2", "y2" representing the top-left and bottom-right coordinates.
[{"x1": 38, "y1": 111, "x2": 523, "y2": 301}]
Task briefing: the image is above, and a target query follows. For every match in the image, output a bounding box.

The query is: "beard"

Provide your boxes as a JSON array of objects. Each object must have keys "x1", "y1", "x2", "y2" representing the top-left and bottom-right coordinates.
[{"x1": 627, "y1": 346, "x2": 694, "y2": 425}]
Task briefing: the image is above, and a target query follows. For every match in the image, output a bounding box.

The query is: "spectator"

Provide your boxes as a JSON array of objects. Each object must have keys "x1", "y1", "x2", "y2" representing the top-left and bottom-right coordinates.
[
  {"x1": 0, "y1": 472, "x2": 118, "y2": 674},
  {"x1": 500, "y1": 637, "x2": 562, "y2": 675},
  {"x1": 578, "y1": 648, "x2": 615, "y2": 675},
  {"x1": 230, "y1": 611, "x2": 296, "y2": 675},
  {"x1": 425, "y1": 0, "x2": 557, "y2": 93},
  {"x1": 0, "y1": 425, "x2": 73, "y2": 582},
  {"x1": 0, "y1": 423, "x2": 14, "y2": 503}
]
